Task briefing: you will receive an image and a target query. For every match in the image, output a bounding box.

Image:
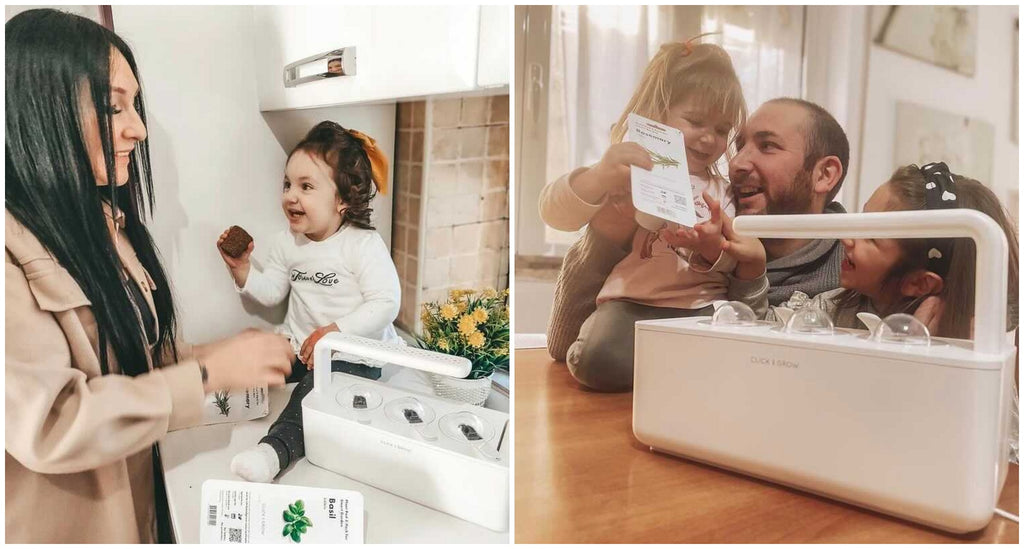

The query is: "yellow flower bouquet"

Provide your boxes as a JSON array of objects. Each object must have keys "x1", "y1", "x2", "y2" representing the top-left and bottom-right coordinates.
[{"x1": 417, "y1": 287, "x2": 510, "y2": 380}]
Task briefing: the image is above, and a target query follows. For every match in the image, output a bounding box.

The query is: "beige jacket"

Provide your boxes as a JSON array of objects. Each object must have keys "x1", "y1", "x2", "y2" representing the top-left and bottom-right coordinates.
[{"x1": 5, "y1": 208, "x2": 205, "y2": 543}]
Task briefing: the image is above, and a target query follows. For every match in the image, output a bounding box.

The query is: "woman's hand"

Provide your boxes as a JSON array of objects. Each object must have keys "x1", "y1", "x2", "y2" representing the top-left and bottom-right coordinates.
[
  {"x1": 217, "y1": 228, "x2": 253, "y2": 287},
  {"x1": 299, "y1": 323, "x2": 340, "y2": 368},
  {"x1": 572, "y1": 142, "x2": 653, "y2": 205},
  {"x1": 201, "y1": 330, "x2": 293, "y2": 393},
  {"x1": 720, "y1": 208, "x2": 767, "y2": 281}
]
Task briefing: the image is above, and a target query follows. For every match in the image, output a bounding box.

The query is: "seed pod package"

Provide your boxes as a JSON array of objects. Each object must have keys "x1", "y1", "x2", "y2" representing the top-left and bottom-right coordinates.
[
  {"x1": 199, "y1": 479, "x2": 364, "y2": 543},
  {"x1": 627, "y1": 112, "x2": 697, "y2": 230},
  {"x1": 202, "y1": 386, "x2": 269, "y2": 425}
]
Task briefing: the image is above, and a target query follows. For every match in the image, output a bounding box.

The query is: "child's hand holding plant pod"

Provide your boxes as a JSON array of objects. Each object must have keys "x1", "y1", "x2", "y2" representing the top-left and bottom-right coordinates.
[{"x1": 217, "y1": 226, "x2": 255, "y2": 288}]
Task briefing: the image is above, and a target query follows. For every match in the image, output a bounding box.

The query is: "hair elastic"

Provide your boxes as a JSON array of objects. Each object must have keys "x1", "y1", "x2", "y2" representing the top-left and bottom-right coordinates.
[
  {"x1": 681, "y1": 39, "x2": 695, "y2": 56},
  {"x1": 919, "y1": 161, "x2": 956, "y2": 276}
]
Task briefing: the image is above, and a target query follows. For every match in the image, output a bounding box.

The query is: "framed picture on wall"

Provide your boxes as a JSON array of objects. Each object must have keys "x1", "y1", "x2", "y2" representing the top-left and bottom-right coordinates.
[
  {"x1": 872, "y1": 5, "x2": 977, "y2": 76},
  {"x1": 4, "y1": 5, "x2": 113, "y2": 29},
  {"x1": 893, "y1": 101, "x2": 994, "y2": 187}
]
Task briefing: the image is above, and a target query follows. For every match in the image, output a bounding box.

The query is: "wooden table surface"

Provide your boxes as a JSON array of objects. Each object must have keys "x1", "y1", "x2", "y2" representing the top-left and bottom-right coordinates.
[{"x1": 514, "y1": 349, "x2": 1019, "y2": 543}]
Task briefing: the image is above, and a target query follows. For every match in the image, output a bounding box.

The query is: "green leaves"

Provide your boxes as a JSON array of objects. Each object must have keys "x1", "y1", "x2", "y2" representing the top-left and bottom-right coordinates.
[
  {"x1": 281, "y1": 499, "x2": 311, "y2": 543},
  {"x1": 213, "y1": 390, "x2": 231, "y2": 416}
]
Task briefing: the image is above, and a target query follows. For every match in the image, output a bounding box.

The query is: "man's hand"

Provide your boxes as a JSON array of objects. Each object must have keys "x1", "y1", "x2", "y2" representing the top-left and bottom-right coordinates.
[
  {"x1": 299, "y1": 323, "x2": 340, "y2": 368},
  {"x1": 913, "y1": 295, "x2": 946, "y2": 336}
]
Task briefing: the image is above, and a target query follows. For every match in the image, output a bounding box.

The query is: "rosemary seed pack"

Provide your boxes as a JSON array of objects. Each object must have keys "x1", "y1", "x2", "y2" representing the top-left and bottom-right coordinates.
[
  {"x1": 627, "y1": 112, "x2": 697, "y2": 229},
  {"x1": 200, "y1": 479, "x2": 364, "y2": 543},
  {"x1": 202, "y1": 386, "x2": 269, "y2": 425}
]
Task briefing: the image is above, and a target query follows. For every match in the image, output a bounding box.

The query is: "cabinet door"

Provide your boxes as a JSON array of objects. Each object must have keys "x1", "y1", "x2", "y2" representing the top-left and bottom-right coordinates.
[
  {"x1": 477, "y1": 6, "x2": 510, "y2": 88},
  {"x1": 254, "y1": 5, "x2": 373, "y2": 111},
  {"x1": 371, "y1": 6, "x2": 479, "y2": 99},
  {"x1": 255, "y1": 6, "x2": 480, "y2": 111}
]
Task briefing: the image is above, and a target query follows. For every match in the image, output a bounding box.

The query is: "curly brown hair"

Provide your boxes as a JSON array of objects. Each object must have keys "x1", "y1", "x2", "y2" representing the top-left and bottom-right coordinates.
[{"x1": 289, "y1": 121, "x2": 377, "y2": 230}]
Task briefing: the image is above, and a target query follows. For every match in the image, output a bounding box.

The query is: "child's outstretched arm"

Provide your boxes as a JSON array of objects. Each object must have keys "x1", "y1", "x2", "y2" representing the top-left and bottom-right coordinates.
[
  {"x1": 297, "y1": 233, "x2": 401, "y2": 366},
  {"x1": 720, "y1": 207, "x2": 770, "y2": 319},
  {"x1": 539, "y1": 142, "x2": 653, "y2": 232}
]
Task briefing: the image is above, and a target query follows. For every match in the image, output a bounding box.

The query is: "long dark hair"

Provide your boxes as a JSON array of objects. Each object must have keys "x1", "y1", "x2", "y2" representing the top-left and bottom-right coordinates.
[
  {"x1": 289, "y1": 121, "x2": 376, "y2": 230},
  {"x1": 835, "y1": 165, "x2": 1019, "y2": 339},
  {"x1": 6, "y1": 9, "x2": 178, "y2": 375}
]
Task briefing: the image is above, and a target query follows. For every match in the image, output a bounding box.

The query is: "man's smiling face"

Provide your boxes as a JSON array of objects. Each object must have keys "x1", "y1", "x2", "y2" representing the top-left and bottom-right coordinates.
[{"x1": 728, "y1": 101, "x2": 817, "y2": 216}]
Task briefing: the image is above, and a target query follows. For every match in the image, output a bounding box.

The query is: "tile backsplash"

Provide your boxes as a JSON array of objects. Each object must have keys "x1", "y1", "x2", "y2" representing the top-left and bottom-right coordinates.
[{"x1": 392, "y1": 94, "x2": 509, "y2": 334}]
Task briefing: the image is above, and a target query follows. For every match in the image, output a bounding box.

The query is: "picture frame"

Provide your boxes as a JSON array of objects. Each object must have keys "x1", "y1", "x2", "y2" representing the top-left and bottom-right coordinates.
[{"x1": 873, "y1": 5, "x2": 977, "y2": 77}]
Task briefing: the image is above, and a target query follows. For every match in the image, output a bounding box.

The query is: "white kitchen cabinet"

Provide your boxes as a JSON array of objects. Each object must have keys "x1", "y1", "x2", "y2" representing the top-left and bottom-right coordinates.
[
  {"x1": 254, "y1": 5, "x2": 506, "y2": 111},
  {"x1": 477, "y1": 5, "x2": 510, "y2": 88}
]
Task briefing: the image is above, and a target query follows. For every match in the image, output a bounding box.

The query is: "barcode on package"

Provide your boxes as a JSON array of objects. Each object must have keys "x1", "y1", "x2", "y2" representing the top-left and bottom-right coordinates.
[
  {"x1": 674, "y1": 195, "x2": 690, "y2": 207},
  {"x1": 207, "y1": 505, "x2": 217, "y2": 526},
  {"x1": 656, "y1": 206, "x2": 673, "y2": 216},
  {"x1": 228, "y1": 528, "x2": 243, "y2": 543}
]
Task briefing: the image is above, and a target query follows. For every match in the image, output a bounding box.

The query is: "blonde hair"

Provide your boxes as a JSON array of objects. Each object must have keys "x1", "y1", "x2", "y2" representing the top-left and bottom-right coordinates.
[{"x1": 610, "y1": 36, "x2": 747, "y2": 180}]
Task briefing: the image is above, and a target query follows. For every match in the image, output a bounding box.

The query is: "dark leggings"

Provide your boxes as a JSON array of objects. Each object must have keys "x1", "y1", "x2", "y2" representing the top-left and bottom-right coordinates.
[{"x1": 260, "y1": 358, "x2": 380, "y2": 474}]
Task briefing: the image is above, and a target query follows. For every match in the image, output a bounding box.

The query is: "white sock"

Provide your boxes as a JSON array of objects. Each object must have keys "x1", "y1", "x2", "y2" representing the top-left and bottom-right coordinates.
[{"x1": 230, "y1": 443, "x2": 281, "y2": 483}]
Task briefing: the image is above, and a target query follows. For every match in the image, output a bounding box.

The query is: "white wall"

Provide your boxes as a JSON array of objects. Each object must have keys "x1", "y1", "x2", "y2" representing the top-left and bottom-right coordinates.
[
  {"x1": 856, "y1": 5, "x2": 1018, "y2": 212},
  {"x1": 803, "y1": 5, "x2": 870, "y2": 209},
  {"x1": 113, "y1": 6, "x2": 395, "y2": 344}
]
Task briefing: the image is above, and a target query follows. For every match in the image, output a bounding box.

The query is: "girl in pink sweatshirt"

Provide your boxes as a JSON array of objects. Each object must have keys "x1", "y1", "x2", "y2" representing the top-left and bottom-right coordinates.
[{"x1": 539, "y1": 39, "x2": 764, "y2": 391}]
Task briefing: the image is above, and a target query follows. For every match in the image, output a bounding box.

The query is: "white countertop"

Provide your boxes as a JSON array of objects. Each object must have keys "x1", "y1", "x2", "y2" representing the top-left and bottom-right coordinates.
[{"x1": 159, "y1": 367, "x2": 509, "y2": 543}]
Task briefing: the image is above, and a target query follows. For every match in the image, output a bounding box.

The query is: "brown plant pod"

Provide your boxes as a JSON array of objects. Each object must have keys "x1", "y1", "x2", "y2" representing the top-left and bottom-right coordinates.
[{"x1": 219, "y1": 225, "x2": 253, "y2": 258}]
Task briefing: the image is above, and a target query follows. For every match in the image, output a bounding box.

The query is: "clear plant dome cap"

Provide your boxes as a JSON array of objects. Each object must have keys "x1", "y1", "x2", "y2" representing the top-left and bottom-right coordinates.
[
  {"x1": 337, "y1": 383, "x2": 383, "y2": 411},
  {"x1": 785, "y1": 305, "x2": 835, "y2": 335},
  {"x1": 870, "y1": 313, "x2": 931, "y2": 345},
  {"x1": 711, "y1": 301, "x2": 758, "y2": 326}
]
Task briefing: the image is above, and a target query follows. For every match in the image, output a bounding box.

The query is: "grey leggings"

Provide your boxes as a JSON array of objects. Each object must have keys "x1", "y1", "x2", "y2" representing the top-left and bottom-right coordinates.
[{"x1": 566, "y1": 300, "x2": 714, "y2": 392}]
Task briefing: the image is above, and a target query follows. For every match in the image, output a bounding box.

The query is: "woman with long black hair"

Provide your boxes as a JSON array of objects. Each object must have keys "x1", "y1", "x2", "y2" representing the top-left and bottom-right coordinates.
[{"x1": 5, "y1": 9, "x2": 293, "y2": 543}]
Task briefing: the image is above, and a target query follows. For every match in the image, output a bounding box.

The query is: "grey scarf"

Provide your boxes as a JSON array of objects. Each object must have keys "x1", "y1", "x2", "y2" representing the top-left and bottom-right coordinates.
[{"x1": 765, "y1": 201, "x2": 847, "y2": 306}]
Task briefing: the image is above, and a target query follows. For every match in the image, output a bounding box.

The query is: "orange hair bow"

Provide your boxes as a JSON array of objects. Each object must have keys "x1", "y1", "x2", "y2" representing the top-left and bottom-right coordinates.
[{"x1": 348, "y1": 129, "x2": 390, "y2": 195}]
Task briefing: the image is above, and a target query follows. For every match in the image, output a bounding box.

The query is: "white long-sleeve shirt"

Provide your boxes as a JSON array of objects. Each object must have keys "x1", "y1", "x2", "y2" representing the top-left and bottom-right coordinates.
[{"x1": 238, "y1": 225, "x2": 401, "y2": 353}]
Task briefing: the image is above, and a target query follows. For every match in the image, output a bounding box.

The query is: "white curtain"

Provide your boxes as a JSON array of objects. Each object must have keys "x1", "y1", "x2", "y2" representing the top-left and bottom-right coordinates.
[
  {"x1": 542, "y1": 5, "x2": 804, "y2": 247},
  {"x1": 701, "y1": 6, "x2": 804, "y2": 112}
]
